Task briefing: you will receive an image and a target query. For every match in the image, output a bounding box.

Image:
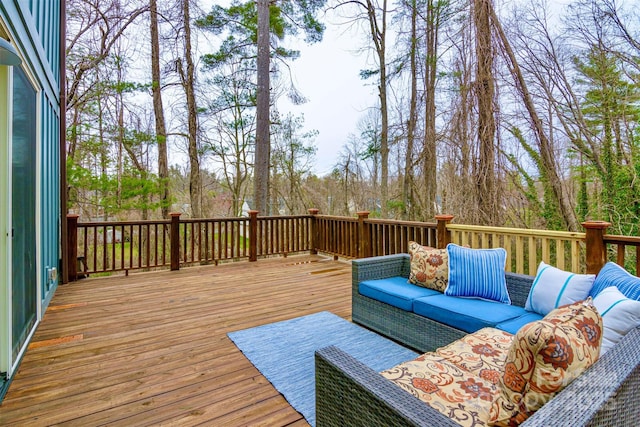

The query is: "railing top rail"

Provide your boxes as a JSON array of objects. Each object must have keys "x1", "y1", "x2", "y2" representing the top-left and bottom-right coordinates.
[
  {"x1": 315, "y1": 215, "x2": 358, "y2": 222},
  {"x1": 181, "y1": 217, "x2": 248, "y2": 224},
  {"x1": 364, "y1": 218, "x2": 437, "y2": 227},
  {"x1": 78, "y1": 220, "x2": 171, "y2": 226},
  {"x1": 603, "y1": 234, "x2": 640, "y2": 245},
  {"x1": 447, "y1": 224, "x2": 586, "y2": 240},
  {"x1": 255, "y1": 214, "x2": 312, "y2": 220}
]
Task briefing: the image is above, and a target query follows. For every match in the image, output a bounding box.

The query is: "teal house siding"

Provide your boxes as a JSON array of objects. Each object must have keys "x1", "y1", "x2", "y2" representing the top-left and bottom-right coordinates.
[
  {"x1": 41, "y1": 94, "x2": 61, "y2": 307},
  {"x1": 0, "y1": 0, "x2": 62, "y2": 399}
]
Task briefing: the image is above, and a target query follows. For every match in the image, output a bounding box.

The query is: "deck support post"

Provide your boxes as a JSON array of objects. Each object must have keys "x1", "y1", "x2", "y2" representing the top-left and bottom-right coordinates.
[
  {"x1": 435, "y1": 214, "x2": 454, "y2": 249},
  {"x1": 583, "y1": 220, "x2": 611, "y2": 275},
  {"x1": 67, "y1": 214, "x2": 79, "y2": 282},
  {"x1": 308, "y1": 208, "x2": 319, "y2": 255},
  {"x1": 357, "y1": 211, "x2": 370, "y2": 259},
  {"x1": 170, "y1": 213, "x2": 181, "y2": 270},
  {"x1": 248, "y1": 210, "x2": 259, "y2": 262}
]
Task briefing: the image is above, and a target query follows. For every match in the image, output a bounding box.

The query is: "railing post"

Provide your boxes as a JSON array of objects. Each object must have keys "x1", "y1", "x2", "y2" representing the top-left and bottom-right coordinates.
[
  {"x1": 248, "y1": 210, "x2": 259, "y2": 262},
  {"x1": 582, "y1": 220, "x2": 611, "y2": 275},
  {"x1": 67, "y1": 214, "x2": 79, "y2": 282},
  {"x1": 435, "y1": 214, "x2": 454, "y2": 249},
  {"x1": 357, "y1": 211, "x2": 370, "y2": 259},
  {"x1": 170, "y1": 213, "x2": 181, "y2": 271},
  {"x1": 308, "y1": 208, "x2": 319, "y2": 255}
]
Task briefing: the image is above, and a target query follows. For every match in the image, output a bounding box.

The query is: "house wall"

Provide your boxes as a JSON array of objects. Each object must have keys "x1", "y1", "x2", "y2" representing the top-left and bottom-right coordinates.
[{"x1": 0, "y1": 0, "x2": 61, "y2": 396}]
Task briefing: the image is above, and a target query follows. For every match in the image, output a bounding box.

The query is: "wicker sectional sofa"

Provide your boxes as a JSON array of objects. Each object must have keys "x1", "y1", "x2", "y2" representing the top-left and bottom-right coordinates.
[{"x1": 315, "y1": 253, "x2": 640, "y2": 426}]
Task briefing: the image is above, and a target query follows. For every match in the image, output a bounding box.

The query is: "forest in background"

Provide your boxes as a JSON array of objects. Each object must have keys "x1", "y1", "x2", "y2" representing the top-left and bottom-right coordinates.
[{"x1": 66, "y1": 0, "x2": 640, "y2": 236}]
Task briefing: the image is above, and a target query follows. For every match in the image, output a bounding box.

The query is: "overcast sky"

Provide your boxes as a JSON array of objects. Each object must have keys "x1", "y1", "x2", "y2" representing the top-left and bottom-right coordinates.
[{"x1": 277, "y1": 16, "x2": 377, "y2": 175}]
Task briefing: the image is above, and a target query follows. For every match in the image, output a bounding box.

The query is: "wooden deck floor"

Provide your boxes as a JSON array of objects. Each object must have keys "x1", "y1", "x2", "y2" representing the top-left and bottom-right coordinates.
[{"x1": 0, "y1": 255, "x2": 352, "y2": 426}]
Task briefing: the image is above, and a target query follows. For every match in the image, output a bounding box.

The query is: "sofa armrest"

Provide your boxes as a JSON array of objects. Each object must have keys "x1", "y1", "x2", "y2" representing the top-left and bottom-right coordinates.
[
  {"x1": 315, "y1": 345, "x2": 459, "y2": 427},
  {"x1": 352, "y1": 254, "x2": 411, "y2": 293}
]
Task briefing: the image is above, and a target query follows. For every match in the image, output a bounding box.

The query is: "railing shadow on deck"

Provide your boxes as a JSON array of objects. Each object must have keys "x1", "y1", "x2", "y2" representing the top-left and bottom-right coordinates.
[{"x1": 66, "y1": 210, "x2": 640, "y2": 281}]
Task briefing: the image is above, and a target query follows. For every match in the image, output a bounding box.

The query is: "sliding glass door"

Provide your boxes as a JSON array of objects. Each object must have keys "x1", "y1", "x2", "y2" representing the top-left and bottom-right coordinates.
[{"x1": 11, "y1": 66, "x2": 37, "y2": 361}]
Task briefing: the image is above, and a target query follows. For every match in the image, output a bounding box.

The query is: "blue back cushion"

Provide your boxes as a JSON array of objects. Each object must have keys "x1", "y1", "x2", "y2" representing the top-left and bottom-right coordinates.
[
  {"x1": 445, "y1": 244, "x2": 510, "y2": 304},
  {"x1": 590, "y1": 262, "x2": 640, "y2": 300},
  {"x1": 359, "y1": 277, "x2": 441, "y2": 311}
]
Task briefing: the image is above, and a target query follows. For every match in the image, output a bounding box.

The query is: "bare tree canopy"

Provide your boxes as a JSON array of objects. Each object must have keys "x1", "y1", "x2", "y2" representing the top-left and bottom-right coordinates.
[{"x1": 65, "y1": 0, "x2": 640, "y2": 238}]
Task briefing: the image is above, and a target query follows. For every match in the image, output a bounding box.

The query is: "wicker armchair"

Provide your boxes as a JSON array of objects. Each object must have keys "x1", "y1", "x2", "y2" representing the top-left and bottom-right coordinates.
[{"x1": 315, "y1": 253, "x2": 640, "y2": 426}]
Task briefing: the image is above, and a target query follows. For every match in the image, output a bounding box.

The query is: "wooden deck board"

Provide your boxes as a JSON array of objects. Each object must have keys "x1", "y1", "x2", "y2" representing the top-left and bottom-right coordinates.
[{"x1": 0, "y1": 255, "x2": 352, "y2": 426}]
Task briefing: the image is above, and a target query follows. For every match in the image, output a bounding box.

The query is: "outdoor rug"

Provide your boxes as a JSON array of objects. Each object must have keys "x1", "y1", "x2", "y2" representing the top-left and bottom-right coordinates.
[{"x1": 227, "y1": 311, "x2": 418, "y2": 426}]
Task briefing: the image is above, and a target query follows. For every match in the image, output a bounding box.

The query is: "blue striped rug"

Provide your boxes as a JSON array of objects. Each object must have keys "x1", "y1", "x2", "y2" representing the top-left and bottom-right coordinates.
[{"x1": 228, "y1": 311, "x2": 417, "y2": 426}]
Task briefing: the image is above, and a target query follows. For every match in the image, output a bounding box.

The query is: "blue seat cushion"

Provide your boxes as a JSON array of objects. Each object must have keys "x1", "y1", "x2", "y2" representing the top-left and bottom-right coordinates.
[
  {"x1": 359, "y1": 277, "x2": 441, "y2": 311},
  {"x1": 413, "y1": 294, "x2": 527, "y2": 333},
  {"x1": 495, "y1": 311, "x2": 543, "y2": 335}
]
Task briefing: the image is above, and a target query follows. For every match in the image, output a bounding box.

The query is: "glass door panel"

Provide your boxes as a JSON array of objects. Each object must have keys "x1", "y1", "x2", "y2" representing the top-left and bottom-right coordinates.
[{"x1": 11, "y1": 66, "x2": 37, "y2": 361}]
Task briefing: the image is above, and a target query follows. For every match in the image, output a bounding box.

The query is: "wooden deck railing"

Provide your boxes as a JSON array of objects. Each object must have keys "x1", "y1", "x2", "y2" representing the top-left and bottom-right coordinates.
[
  {"x1": 66, "y1": 211, "x2": 640, "y2": 280},
  {"x1": 447, "y1": 224, "x2": 586, "y2": 275}
]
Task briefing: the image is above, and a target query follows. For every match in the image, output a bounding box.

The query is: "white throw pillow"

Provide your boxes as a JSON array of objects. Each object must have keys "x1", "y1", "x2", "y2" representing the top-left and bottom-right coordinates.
[
  {"x1": 525, "y1": 261, "x2": 595, "y2": 315},
  {"x1": 593, "y1": 286, "x2": 640, "y2": 354}
]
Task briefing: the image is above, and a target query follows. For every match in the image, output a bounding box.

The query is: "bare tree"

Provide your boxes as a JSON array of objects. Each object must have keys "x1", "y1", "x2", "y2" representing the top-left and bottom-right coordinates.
[
  {"x1": 177, "y1": 0, "x2": 202, "y2": 218},
  {"x1": 493, "y1": 3, "x2": 580, "y2": 230},
  {"x1": 150, "y1": 0, "x2": 170, "y2": 218},
  {"x1": 421, "y1": 0, "x2": 444, "y2": 220},
  {"x1": 401, "y1": 0, "x2": 418, "y2": 220},
  {"x1": 474, "y1": 0, "x2": 500, "y2": 225},
  {"x1": 254, "y1": 0, "x2": 271, "y2": 214}
]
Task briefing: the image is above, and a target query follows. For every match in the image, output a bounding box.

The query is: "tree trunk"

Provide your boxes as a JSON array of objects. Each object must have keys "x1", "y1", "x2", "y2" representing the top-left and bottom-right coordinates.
[
  {"x1": 254, "y1": 0, "x2": 271, "y2": 214},
  {"x1": 474, "y1": 0, "x2": 498, "y2": 225},
  {"x1": 402, "y1": 0, "x2": 418, "y2": 220},
  {"x1": 182, "y1": 0, "x2": 202, "y2": 218},
  {"x1": 365, "y1": 0, "x2": 388, "y2": 218},
  {"x1": 150, "y1": 0, "x2": 170, "y2": 218},
  {"x1": 422, "y1": 0, "x2": 439, "y2": 220},
  {"x1": 490, "y1": 6, "x2": 579, "y2": 231}
]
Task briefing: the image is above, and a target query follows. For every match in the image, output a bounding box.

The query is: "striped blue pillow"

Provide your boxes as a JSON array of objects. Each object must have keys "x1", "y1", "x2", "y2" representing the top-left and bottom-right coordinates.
[
  {"x1": 444, "y1": 244, "x2": 510, "y2": 304},
  {"x1": 590, "y1": 262, "x2": 640, "y2": 300},
  {"x1": 525, "y1": 261, "x2": 595, "y2": 315}
]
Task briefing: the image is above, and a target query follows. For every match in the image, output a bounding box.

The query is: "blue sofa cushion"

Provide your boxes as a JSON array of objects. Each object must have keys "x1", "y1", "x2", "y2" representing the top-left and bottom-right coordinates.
[
  {"x1": 359, "y1": 277, "x2": 441, "y2": 311},
  {"x1": 495, "y1": 311, "x2": 543, "y2": 335},
  {"x1": 413, "y1": 294, "x2": 527, "y2": 333}
]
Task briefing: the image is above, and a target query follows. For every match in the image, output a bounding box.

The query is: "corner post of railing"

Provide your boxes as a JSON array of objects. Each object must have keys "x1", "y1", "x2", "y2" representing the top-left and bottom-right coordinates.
[
  {"x1": 248, "y1": 210, "x2": 259, "y2": 262},
  {"x1": 582, "y1": 220, "x2": 611, "y2": 275},
  {"x1": 435, "y1": 214, "x2": 454, "y2": 249},
  {"x1": 67, "y1": 214, "x2": 79, "y2": 282},
  {"x1": 170, "y1": 213, "x2": 181, "y2": 271},
  {"x1": 308, "y1": 208, "x2": 319, "y2": 255},
  {"x1": 357, "y1": 211, "x2": 370, "y2": 259}
]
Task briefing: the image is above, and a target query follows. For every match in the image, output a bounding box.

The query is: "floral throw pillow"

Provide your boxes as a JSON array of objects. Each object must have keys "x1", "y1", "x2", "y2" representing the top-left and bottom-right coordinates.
[
  {"x1": 408, "y1": 241, "x2": 448, "y2": 292},
  {"x1": 488, "y1": 300, "x2": 602, "y2": 426}
]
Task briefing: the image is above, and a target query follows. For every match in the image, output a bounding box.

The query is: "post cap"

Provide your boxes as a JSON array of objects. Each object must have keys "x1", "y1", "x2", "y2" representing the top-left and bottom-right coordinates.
[{"x1": 581, "y1": 220, "x2": 611, "y2": 230}]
